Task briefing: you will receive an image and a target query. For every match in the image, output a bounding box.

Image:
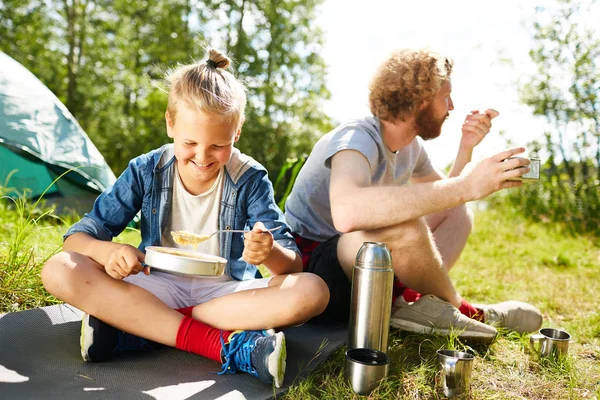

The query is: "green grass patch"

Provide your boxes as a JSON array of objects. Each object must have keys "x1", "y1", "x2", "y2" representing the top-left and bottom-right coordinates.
[
  {"x1": 280, "y1": 206, "x2": 600, "y2": 399},
  {"x1": 1, "y1": 200, "x2": 599, "y2": 399}
]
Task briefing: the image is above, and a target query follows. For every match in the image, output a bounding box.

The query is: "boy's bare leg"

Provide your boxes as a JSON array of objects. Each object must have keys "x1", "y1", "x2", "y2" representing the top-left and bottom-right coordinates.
[
  {"x1": 425, "y1": 204, "x2": 474, "y2": 271},
  {"x1": 42, "y1": 252, "x2": 329, "y2": 341},
  {"x1": 336, "y1": 217, "x2": 463, "y2": 308},
  {"x1": 191, "y1": 274, "x2": 329, "y2": 330},
  {"x1": 42, "y1": 251, "x2": 183, "y2": 346}
]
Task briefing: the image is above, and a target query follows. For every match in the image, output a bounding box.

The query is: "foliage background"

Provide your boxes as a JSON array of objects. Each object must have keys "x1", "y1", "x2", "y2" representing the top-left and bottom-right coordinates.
[
  {"x1": 1, "y1": 1, "x2": 599, "y2": 398},
  {"x1": 0, "y1": 0, "x2": 333, "y2": 178},
  {"x1": 490, "y1": 0, "x2": 600, "y2": 236}
]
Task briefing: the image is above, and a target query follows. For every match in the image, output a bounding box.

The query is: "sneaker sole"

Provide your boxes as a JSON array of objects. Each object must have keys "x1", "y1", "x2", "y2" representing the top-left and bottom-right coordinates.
[
  {"x1": 390, "y1": 318, "x2": 497, "y2": 341},
  {"x1": 80, "y1": 314, "x2": 93, "y2": 362},
  {"x1": 267, "y1": 332, "x2": 286, "y2": 388}
]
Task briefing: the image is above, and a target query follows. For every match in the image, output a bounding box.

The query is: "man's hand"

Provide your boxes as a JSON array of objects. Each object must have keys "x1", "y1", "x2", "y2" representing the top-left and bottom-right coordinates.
[
  {"x1": 460, "y1": 109, "x2": 499, "y2": 150},
  {"x1": 105, "y1": 244, "x2": 148, "y2": 280},
  {"x1": 459, "y1": 147, "x2": 531, "y2": 200},
  {"x1": 242, "y1": 222, "x2": 275, "y2": 266}
]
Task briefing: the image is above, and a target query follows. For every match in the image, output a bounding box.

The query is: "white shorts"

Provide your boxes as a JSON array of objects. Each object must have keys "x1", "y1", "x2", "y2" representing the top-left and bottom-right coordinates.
[{"x1": 124, "y1": 271, "x2": 273, "y2": 309}]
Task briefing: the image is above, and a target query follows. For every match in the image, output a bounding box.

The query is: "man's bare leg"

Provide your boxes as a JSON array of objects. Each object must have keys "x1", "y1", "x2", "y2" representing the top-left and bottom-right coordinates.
[
  {"x1": 425, "y1": 204, "x2": 474, "y2": 271},
  {"x1": 336, "y1": 217, "x2": 462, "y2": 308}
]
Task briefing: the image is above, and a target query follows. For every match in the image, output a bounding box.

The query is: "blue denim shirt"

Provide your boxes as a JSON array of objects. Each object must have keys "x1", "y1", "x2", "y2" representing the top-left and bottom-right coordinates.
[{"x1": 64, "y1": 144, "x2": 299, "y2": 280}]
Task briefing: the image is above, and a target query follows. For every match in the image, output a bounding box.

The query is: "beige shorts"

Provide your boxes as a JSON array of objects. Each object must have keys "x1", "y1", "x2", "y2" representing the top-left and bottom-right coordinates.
[{"x1": 124, "y1": 271, "x2": 273, "y2": 309}]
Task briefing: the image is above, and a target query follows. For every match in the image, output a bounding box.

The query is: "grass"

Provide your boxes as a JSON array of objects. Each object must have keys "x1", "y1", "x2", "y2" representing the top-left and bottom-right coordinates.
[
  {"x1": 1, "y1": 197, "x2": 599, "y2": 399},
  {"x1": 282, "y1": 206, "x2": 600, "y2": 399}
]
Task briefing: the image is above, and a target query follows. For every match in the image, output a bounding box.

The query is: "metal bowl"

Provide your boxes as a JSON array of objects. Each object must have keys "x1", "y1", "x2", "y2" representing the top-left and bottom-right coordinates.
[{"x1": 145, "y1": 246, "x2": 226, "y2": 277}]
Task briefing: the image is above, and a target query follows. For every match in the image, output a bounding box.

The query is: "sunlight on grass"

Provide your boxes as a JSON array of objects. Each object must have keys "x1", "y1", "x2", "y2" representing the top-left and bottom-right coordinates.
[
  {"x1": 1, "y1": 198, "x2": 599, "y2": 398},
  {"x1": 0, "y1": 183, "x2": 141, "y2": 313},
  {"x1": 279, "y1": 205, "x2": 600, "y2": 399}
]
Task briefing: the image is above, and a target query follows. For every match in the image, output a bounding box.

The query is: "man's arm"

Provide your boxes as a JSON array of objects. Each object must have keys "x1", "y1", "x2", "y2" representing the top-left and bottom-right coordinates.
[
  {"x1": 449, "y1": 109, "x2": 500, "y2": 177},
  {"x1": 329, "y1": 147, "x2": 529, "y2": 233},
  {"x1": 410, "y1": 168, "x2": 447, "y2": 184}
]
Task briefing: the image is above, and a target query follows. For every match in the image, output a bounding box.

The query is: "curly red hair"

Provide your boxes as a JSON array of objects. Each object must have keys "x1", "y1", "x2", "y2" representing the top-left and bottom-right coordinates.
[{"x1": 369, "y1": 49, "x2": 453, "y2": 122}]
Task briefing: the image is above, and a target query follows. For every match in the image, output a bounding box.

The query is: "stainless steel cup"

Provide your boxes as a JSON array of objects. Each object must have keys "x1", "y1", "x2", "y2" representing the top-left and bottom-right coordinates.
[
  {"x1": 345, "y1": 348, "x2": 389, "y2": 396},
  {"x1": 530, "y1": 328, "x2": 571, "y2": 358},
  {"x1": 436, "y1": 349, "x2": 474, "y2": 398},
  {"x1": 508, "y1": 156, "x2": 541, "y2": 181}
]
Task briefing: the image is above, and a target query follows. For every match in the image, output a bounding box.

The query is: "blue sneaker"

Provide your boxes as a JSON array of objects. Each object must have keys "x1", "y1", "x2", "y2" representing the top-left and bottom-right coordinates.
[
  {"x1": 80, "y1": 313, "x2": 157, "y2": 362},
  {"x1": 219, "y1": 329, "x2": 286, "y2": 388}
]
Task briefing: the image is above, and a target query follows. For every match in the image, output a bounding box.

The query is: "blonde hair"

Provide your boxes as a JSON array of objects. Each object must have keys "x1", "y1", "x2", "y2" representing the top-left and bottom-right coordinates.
[
  {"x1": 165, "y1": 48, "x2": 246, "y2": 126},
  {"x1": 368, "y1": 49, "x2": 453, "y2": 122}
]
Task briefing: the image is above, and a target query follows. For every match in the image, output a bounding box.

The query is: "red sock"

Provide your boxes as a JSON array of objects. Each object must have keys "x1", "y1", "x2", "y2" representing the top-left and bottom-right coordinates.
[
  {"x1": 175, "y1": 315, "x2": 231, "y2": 362},
  {"x1": 402, "y1": 288, "x2": 422, "y2": 303},
  {"x1": 393, "y1": 280, "x2": 422, "y2": 303},
  {"x1": 459, "y1": 299, "x2": 484, "y2": 322},
  {"x1": 176, "y1": 306, "x2": 195, "y2": 317}
]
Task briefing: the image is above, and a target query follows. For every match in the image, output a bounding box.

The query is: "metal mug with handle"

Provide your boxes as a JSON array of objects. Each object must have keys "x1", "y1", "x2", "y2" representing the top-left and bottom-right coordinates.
[
  {"x1": 436, "y1": 349, "x2": 474, "y2": 398},
  {"x1": 530, "y1": 328, "x2": 571, "y2": 358}
]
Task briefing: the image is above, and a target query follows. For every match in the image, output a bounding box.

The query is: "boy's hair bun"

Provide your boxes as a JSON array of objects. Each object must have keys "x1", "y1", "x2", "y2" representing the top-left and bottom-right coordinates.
[{"x1": 206, "y1": 48, "x2": 231, "y2": 70}]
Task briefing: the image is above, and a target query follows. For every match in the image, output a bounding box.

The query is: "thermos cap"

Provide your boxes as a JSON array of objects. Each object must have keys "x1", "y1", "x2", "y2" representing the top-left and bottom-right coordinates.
[{"x1": 355, "y1": 242, "x2": 392, "y2": 267}]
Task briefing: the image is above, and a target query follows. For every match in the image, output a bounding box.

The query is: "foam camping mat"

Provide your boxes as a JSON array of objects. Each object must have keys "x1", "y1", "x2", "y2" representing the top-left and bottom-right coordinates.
[{"x1": 0, "y1": 305, "x2": 347, "y2": 400}]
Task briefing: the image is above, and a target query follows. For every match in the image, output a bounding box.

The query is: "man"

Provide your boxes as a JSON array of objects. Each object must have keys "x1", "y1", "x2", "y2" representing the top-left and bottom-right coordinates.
[{"x1": 285, "y1": 48, "x2": 542, "y2": 342}]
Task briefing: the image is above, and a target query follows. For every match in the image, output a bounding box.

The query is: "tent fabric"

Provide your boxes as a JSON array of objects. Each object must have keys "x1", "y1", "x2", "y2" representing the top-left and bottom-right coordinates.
[
  {"x1": 0, "y1": 52, "x2": 116, "y2": 199},
  {"x1": 0, "y1": 305, "x2": 347, "y2": 400},
  {"x1": 0, "y1": 145, "x2": 59, "y2": 197}
]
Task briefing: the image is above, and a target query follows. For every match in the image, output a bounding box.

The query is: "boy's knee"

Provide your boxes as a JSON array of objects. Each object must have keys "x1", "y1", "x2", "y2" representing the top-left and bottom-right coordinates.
[
  {"x1": 41, "y1": 252, "x2": 68, "y2": 288},
  {"x1": 307, "y1": 273, "x2": 330, "y2": 314},
  {"x1": 290, "y1": 273, "x2": 330, "y2": 318},
  {"x1": 41, "y1": 251, "x2": 85, "y2": 299}
]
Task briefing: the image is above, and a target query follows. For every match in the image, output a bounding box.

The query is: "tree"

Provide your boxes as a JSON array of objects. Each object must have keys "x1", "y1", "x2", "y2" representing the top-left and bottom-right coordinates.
[
  {"x1": 506, "y1": 0, "x2": 600, "y2": 234},
  {"x1": 1, "y1": 0, "x2": 332, "y2": 178},
  {"x1": 199, "y1": 0, "x2": 333, "y2": 175}
]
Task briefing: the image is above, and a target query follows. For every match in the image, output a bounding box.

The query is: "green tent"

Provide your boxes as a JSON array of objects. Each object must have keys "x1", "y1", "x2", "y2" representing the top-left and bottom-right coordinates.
[{"x1": 0, "y1": 52, "x2": 116, "y2": 213}]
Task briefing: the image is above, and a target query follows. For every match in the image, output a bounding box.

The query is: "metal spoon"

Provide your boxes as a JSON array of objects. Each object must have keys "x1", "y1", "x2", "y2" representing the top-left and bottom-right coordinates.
[{"x1": 171, "y1": 226, "x2": 281, "y2": 248}]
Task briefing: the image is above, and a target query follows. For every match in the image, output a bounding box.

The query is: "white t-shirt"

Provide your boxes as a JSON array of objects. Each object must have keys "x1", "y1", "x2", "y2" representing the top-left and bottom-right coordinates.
[
  {"x1": 161, "y1": 165, "x2": 224, "y2": 256},
  {"x1": 285, "y1": 116, "x2": 434, "y2": 241}
]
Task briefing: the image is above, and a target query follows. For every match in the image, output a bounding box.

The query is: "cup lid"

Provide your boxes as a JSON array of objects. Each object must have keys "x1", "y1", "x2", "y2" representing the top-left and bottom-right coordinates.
[{"x1": 355, "y1": 242, "x2": 392, "y2": 267}]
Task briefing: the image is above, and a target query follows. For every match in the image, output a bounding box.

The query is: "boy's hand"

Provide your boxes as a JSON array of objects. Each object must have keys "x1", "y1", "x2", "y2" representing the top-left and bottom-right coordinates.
[
  {"x1": 105, "y1": 244, "x2": 148, "y2": 280},
  {"x1": 242, "y1": 222, "x2": 274, "y2": 266}
]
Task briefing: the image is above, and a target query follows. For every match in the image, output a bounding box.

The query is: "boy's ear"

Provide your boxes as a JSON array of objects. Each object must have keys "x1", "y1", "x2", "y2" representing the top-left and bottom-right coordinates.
[
  {"x1": 165, "y1": 111, "x2": 174, "y2": 138},
  {"x1": 233, "y1": 117, "x2": 245, "y2": 143}
]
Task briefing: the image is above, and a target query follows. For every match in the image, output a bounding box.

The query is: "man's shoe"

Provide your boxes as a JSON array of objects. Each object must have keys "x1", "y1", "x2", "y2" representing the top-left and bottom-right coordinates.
[
  {"x1": 471, "y1": 301, "x2": 543, "y2": 333},
  {"x1": 391, "y1": 295, "x2": 498, "y2": 343},
  {"x1": 80, "y1": 314, "x2": 156, "y2": 362},
  {"x1": 219, "y1": 329, "x2": 286, "y2": 388}
]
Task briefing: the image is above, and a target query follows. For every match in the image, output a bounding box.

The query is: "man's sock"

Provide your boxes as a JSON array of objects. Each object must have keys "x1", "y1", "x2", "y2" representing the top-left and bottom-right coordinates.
[
  {"x1": 402, "y1": 287, "x2": 422, "y2": 303},
  {"x1": 394, "y1": 282, "x2": 484, "y2": 321},
  {"x1": 459, "y1": 299, "x2": 484, "y2": 322},
  {"x1": 175, "y1": 315, "x2": 231, "y2": 362}
]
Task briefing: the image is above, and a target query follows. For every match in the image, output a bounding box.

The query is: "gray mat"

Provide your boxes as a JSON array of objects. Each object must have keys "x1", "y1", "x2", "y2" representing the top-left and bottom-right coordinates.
[{"x1": 0, "y1": 305, "x2": 347, "y2": 399}]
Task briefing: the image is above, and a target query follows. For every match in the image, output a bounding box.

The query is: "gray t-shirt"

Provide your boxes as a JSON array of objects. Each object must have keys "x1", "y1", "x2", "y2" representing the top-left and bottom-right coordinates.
[{"x1": 285, "y1": 116, "x2": 434, "y2": 241}]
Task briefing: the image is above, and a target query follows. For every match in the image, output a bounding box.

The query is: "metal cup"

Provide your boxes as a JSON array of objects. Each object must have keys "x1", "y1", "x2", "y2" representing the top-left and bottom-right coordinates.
[
  {"x1": 507, "y1": 156, "x2": 541, "y2": 181},
  {"x1": 530, "y1": 328, "x2": 571, "y2": 358},
  {"x1": 345, "y1": 348, "x2": 389, "y2": 396},
  {"x1": 436, "y1": 350, "x2": 474, "y2": 398}
]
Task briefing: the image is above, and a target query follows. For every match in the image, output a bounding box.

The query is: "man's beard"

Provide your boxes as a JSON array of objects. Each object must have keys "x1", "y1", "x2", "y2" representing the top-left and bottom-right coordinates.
[{"x1": 415, "y1": 102, "x2": 447, "y2": 141}]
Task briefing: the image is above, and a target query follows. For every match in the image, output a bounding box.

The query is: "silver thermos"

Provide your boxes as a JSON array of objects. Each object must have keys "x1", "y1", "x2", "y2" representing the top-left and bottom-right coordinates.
[{"x1": 348, "y1": 242, "x2": 394, "y2": 352}]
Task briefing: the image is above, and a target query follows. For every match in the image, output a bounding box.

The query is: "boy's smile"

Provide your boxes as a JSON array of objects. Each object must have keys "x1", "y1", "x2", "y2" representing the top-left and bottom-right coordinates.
[{"x1": 166, "y1": 104, "x2": 241, "y2": 195}]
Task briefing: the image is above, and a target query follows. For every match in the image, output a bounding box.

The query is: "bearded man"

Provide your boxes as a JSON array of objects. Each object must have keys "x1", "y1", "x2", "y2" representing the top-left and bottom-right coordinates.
[{"x1": 285, "y1": 48, "x2": 542, "y2": 342}]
